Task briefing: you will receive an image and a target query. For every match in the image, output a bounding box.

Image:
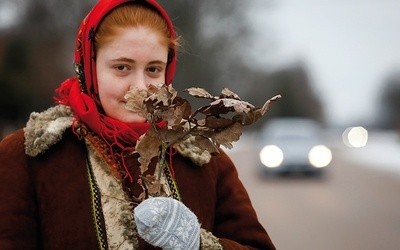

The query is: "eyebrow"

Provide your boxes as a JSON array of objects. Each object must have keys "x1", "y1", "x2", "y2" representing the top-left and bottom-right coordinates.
[
  {"x1": 111, "y1": 57, "x2": 135, "y2": 63},
  {"x1": 111, "y1": 57, "x2": 167, "y2": 65}
]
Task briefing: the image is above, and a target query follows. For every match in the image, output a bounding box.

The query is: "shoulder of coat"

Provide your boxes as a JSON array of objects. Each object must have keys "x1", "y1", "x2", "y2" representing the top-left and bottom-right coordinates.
[
  {"x1": 176, "y1": 136, "x2": 212, "y2": 166},
  {"x1": 24, "y1": 105, "x2": 74, "y2": 157}
]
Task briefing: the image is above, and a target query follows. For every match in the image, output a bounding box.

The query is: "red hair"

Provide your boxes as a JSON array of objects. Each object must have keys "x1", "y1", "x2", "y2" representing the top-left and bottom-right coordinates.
[{"x1": 95, "y1": 2, "x2": 176, "y2": 58}]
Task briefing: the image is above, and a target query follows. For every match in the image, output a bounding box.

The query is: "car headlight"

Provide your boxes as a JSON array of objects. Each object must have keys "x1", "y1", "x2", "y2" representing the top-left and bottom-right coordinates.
[
  {"x1": 308, "y1": 145, "x2": 332, "y2": 168},
  {"x1": 259, "y1": 145, "x2": 284, "y2": 168}
]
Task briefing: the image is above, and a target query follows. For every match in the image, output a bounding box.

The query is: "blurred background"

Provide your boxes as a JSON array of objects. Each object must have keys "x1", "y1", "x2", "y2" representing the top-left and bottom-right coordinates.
[{"x1": 1, "y1": 0, "x2": 399, "y2": 249}]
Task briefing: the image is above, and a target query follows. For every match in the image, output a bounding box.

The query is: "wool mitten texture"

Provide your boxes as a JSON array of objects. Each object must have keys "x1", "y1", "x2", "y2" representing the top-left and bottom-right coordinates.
[{"x1": 134, "y1": 197, "x2": 200, "y2": 250}]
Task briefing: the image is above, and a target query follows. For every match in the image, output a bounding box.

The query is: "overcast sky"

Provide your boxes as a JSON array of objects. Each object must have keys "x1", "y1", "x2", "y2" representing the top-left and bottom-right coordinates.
[{"x1": 248, "y1": 0, "x2": 400, "y2": 126}]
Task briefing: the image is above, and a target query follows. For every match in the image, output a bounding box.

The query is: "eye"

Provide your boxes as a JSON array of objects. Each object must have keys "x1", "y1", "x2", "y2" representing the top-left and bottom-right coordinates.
[
  {"x1": 114, "y1": 65, "x2": 130, "y2": 71},
  {"x1": 147, "y1": 67, "x2": 161, "y2": 73}
]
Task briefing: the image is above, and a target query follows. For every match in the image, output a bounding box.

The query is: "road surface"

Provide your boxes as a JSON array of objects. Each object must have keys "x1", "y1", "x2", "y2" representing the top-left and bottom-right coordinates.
[{"x1": 226, "y1": 136, "x2": 400, "y2": 250}]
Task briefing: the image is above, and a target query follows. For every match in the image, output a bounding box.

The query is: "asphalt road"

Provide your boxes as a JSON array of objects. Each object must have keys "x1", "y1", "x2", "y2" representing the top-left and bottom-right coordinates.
[{"x1": 227, "y1": 146, "x2": 400, "y2": 250}]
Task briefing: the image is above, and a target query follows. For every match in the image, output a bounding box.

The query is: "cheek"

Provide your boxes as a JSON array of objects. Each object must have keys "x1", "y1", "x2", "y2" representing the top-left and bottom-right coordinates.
[
  {"x1": 97, "y1": 71, "x2": 120, "y2": 99},
  {"x1": 97, "y1": 77, "x2": 110, "y2": 100},
  {"x1": 98, "y1": 81, "x2": 121, "y2": 103},
  {"x1": 96, "y1": 66, "x2": 108, "y2": 98}
]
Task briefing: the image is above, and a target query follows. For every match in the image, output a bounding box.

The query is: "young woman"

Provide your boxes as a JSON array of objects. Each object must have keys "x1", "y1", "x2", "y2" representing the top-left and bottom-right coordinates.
[{"x1": 0, "y1": 0, "x2": 276, "y2": 249}]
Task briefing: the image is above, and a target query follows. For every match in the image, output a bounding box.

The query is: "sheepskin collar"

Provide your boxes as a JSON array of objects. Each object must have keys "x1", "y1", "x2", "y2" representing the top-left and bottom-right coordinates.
[
  {"x1": 24, "y1": 105, "x2": 75, "y2": 157},
  {"x1": 23, "y1": 105, "x2": 211, "y2": 165}
]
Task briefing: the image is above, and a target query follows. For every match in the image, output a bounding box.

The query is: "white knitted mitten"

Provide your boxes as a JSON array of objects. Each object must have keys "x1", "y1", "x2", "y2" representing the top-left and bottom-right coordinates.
[{"x1": 134, "y1": 197, "x2": 200, "y2": 250}]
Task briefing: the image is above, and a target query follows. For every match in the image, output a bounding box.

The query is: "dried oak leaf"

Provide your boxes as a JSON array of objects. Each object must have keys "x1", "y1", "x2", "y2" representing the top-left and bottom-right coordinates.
[
  {"x1": 136, "y1": 129, "x2": 162, "y2": 173},
  {"x1": 124, "y1": 89, "x2": 148, "y2": 119},
  {"x1": 191, "y1": 135, "x2": 219, "y2": 155},
  {"x1": 147, "y1": 84, "x2": 172, "y2": 107},
  {"x1": 261, "y1": 94, "x2": 282, "y2": 115},
  {"x1": 162, "y1": 126, "x2": 189, "y2": 147},
  {"x1": 154, "y1": 108, "x2": 178, "y2": 128},
  {"x1": 197, "y1": 98, "x2": 253, "y2": 117},
  {"x1": 134, "y1": 179, "x2": 148, "y2": 202},
  {"x1": 185, "y1": 87, "x2": 216, "y2": 100},
  {"x1": 172, "y1": 97, "x2": 192, "y2": 121},
  {"x1": 154, "y1": 101, "x2": 191, "y2": 129},
  {"x1": 211, "y1": 122, "x2": 243, "y2": 149},
  {"x1": 196, "y1": 100, "x2": 233, "y2": 116},
  {"x1": 204, "y1": 116, "x2": 234, "y2": 129},
  {"x1": 242, "y1": 95, "x2": 282, "y2": 125},
  {"x1": 141, "y1": 174, "x2": 165, "y2": 197},
  {"x1": 220, "y1": 88, "x2": 241, "y2": 100},
  {"x1": 242, "y1": 108, "x2": 262, "y2": 126},
  {"x1": 215, "y1": 99, "x2": 254, "y2": 113}
]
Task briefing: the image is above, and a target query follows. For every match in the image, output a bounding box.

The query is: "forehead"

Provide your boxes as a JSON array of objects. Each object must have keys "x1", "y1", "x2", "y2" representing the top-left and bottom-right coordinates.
[
  {"x1": 103, "y1": 25, "x2": 168, "y2": 46},
  {"x1": 97, "y1": 26, "x2": 169, "y2": 60}
]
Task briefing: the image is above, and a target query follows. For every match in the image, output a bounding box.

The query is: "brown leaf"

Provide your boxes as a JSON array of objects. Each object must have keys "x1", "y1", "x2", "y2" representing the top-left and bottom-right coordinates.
[
  {"x1": 167, "y1": 84, "x2": 178, "y2": 102},
  {"x1": 136, "y1": 130, "x2": 162, "y2": 173},
  {"x1": 243, "y1": 108, "x2": 263, "y2": 126},
  {"x1": 155, "y1": 108, "x2": 178, "y2": 128},
  {"x1": 147, "y1": 84, "x2": 159, "y2": 95},
  {"x1": 211, "y1": 122, "x2": 243, "y2": 149},
  {"x1": 158, "y1": 84, "x2": 172, "y2": 106},
  {"x1": 205, "y1": 116, "x2": 234, "y2": 129},
  {"x1": 129, "y1": 83, "x2": 279, "y2": 182},
  {"x1": 155, "y1": 100, "x2": 191, "y2": 129},
  {"x1": 216, "y1": 99, "x2": 254, "y2": 113},
  {"x1": 191, "y1": 136, "x2": 219, "y2": 155},
  {"x1": 261, "y1": 95, "x2": 282, "y2": 115},
  {"x1": 242, "y1": 95, "x2": 282, "y2": 126},
  {"x1": 134, "y1": 191, "x2": 147, "y2": 203},
  {"x1": 124, "y1": 89, "x2": 148, "y2": 118},
  {"x1": 221, "y1": 88, "x2": 241, "y2": 100},
  {"x1": 196, "y1": 119, "x2": 206, "y2": 126},
  {"x1": 185, "y1": 87, "x2": 215, "y2": 99},
  {"x1": 163, "y1": 126, "x2": 189, "y2": 147},
  {"x1": 232, "y1": 114, "x2": 244, "y2": 124},
  {"x1": 144, "y1": 175, "x2": 163, "y2": 196},
  {"x1": 173, "y1": 97, "x2": 192, "y2": 120},
  {"x1": 197, "y1": 100, "x2": 233, "y2": 116},
  {"x1": 146, "y1": 84, "x2": 169, "y2": 108}
]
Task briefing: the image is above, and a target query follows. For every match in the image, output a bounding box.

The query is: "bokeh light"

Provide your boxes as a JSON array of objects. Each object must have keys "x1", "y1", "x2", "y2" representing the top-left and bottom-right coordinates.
[
  {"x1": 342, "y1": 126, "x2": 368, "y2": 148},
  {"x1": 259, "y1": 145, "x2": 284, "y2": 168},
  {"x1": 308, "y1": 145, "x2": 332, "y2": 168}
]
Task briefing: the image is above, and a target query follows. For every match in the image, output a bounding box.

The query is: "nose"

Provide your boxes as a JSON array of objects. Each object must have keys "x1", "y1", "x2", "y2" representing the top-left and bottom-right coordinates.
[{"x1": 129, "y1": 72, "x2": 147, "y2": 91}]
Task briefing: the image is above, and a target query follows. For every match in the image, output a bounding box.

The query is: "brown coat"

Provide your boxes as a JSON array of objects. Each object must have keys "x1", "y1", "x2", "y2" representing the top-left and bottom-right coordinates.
[{"x1": 0, "y1": 127, "x2": 275, "y2": 249}]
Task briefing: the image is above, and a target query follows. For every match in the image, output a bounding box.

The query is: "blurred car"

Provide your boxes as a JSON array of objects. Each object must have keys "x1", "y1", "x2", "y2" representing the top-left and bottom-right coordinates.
[{"x1": 257, "y1": 117, "x2": 332, "y2": 176}]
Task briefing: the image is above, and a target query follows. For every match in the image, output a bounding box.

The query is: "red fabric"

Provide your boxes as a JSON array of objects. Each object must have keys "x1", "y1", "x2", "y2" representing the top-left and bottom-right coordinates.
[
  {"x1": 76, "y1": 0, "x2": 176, "y2": 97},
  {"x1": 54, "y1": 0, "x2": 176, "y2": 182}
]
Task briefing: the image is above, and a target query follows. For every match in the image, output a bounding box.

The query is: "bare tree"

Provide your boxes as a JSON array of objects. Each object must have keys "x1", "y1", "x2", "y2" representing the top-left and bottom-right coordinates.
[{"x1": 377, "y1": 72, "x2": 400, "y2": 130}]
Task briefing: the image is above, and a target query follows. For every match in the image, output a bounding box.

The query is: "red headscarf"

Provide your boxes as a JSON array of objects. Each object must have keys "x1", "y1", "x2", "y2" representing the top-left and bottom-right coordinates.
[{"x1": 55, "y1": 0, "x2": 176, "y2": 181}]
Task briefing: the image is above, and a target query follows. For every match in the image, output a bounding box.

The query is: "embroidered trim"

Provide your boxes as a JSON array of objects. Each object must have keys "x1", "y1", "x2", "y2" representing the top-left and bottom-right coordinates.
[
  {"x1": 86, "y1": 154, "x2": 109, "y2": 250},
  {"x1": 86, "y1": 140, "x2": 139, "y2": 249},
  {"x1": 84, "y1": 128, "x2": 124, "y2": 180},
  {"x1": 163, "y1": 162, "x2": 181, "y2": 201}
]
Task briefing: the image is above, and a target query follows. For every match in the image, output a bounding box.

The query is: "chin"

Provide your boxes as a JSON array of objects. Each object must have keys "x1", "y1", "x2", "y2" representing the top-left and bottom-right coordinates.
[
  {"x1": 121, "y1": 115, "x2": 146, "y2": 124},
  {"x1": 109, "y1": 112, "x2": 146, "y2": 124}
]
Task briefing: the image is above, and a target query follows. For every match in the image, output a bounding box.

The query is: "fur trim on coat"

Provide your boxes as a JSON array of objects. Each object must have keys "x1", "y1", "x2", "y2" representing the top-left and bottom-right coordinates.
[
  {"x1": 24, "y1": 105, "x2": 74, "y2": 157},
  {"x1": 23, "y1": 105, "x2": 211, "y2": 166}
]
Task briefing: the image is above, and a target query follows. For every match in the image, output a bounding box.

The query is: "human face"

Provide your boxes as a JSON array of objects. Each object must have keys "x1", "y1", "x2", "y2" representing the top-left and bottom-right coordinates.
[{"x1": 96, "y1": 26, "x2": 168, "y2": 123}]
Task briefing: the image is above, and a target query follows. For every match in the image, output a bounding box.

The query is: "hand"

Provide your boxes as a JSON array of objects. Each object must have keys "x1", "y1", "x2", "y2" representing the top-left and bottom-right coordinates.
[{"x1": 134, "y1": 197, "x2": 200, "y2": 250}]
